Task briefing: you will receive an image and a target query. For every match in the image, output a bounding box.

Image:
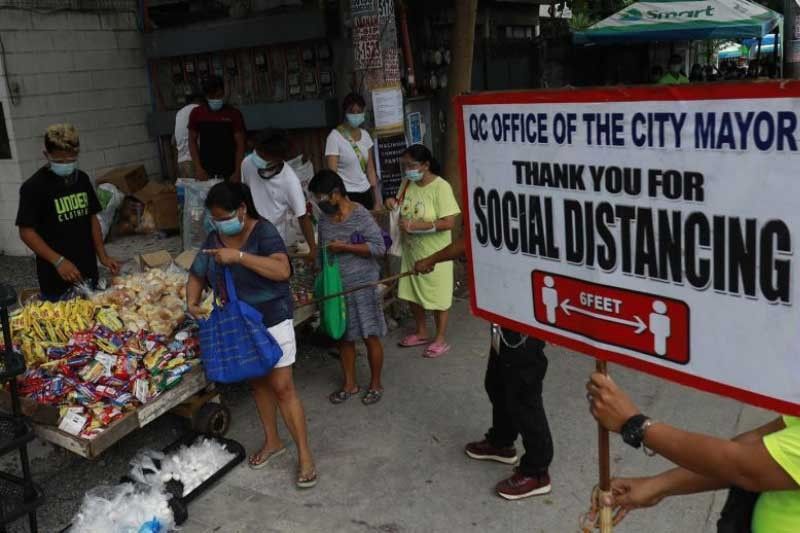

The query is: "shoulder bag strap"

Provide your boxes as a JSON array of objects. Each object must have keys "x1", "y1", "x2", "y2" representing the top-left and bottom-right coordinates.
[{"x1": 337, "y1": 125, "x2": 368, "y2": 173}]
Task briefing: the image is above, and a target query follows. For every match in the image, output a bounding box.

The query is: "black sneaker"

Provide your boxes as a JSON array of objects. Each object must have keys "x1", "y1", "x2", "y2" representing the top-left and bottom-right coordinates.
[{"x1": 465, "y1": 439, "x2": 518, "y2": 465}]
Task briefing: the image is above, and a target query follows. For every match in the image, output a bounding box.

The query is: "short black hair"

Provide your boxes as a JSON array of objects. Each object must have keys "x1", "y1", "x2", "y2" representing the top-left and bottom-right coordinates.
[
  {"x1": 402, "y1": 144, "x2": 441, "y2": 175},
  {"x1": 203, "y1": 75, "x2": 224, "y2": 96},
  {"x1": 205, "y1": 182, "x2": 259, "y2": 219},
  {"x1": 308, "y1": 169, "x2": 345, "y2": 196},
  {"x1": 342, "y1": 92, "x2": 366, "y2": 114},
  {"x1": 254, "y1": 130, "x2": 290, "y2": 160}
]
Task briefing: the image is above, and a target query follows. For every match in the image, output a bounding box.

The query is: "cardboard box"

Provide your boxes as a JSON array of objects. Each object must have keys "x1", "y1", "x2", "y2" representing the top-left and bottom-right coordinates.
[
  {"x1": 96, "y1": 165, "x2": 148, "y2": 196},
  {"x1": 174, "y1": 250, "x2": 198, "y2": 271},
  {"x1": 139, "y1": 250, "x2": 174, "y2": 270},
  {"x1": 133, "y1": 181, "x2": 178, "y2": 232}
]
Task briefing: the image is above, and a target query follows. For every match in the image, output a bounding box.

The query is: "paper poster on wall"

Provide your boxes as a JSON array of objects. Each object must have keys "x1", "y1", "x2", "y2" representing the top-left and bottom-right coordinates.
[
  {"x1": 407, "y1": 112, "x2": 423, "y2": 145},
  {"x1": 457, "y1": 82, "x2": 800, "y2": 416},
  {"x1": 372, "y1": 86, "x2": 405, "y2": 134},
  {"x1": 376, "y1": 133, "x2": 406, "y2": 198}
]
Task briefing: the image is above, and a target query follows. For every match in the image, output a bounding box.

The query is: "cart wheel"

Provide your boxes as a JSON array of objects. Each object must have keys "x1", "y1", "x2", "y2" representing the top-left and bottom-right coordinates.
[{"x1": 192, "y1": 403, "x2": 230, "y2": 437}]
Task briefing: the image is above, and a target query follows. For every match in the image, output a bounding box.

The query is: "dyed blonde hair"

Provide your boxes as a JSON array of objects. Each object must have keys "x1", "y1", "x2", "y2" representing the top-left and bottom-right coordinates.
[{"x1": 44, "y1": 123, "x2": 80, "y2": 153}]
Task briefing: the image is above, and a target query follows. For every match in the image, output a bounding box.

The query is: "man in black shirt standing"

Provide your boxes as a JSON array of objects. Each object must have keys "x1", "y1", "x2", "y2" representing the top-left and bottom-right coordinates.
[
  {"x1": 188, "y1": 76, "x2": 246, "y2": 182},
  {"x1": 16, "y1": 124, "x2": 120, "y2": 300}
]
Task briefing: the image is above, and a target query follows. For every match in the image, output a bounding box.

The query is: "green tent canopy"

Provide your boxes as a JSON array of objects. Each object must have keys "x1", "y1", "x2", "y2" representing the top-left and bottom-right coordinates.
[{"x1": 573, "y1": 0, "x2": 782, "y2": 45}]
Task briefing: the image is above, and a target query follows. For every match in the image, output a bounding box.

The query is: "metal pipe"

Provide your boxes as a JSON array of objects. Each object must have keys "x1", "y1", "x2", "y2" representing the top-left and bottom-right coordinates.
[{"x1": 397, "y1": 1, "x2": 417, "y2": 96}]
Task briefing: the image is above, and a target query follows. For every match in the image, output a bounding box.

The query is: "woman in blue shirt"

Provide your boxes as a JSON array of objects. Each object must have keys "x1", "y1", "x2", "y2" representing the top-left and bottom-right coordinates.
[{"x1": 187, "y1": 182, "x2": 317, "y2": 488}]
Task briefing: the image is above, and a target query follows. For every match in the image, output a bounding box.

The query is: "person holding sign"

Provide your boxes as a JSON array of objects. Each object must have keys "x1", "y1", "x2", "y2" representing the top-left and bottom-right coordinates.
[
  {"x1": 325, "y1": 93, "x2": 380, "y2": 209},
  {"x1": 394, "y1": 145, "x2": 461, "y2": 358},
  {"x1": 587, "y1": 372, "x2": 799, "y2": 532},
  {"x1": 415, "y1": 238, "x2": 554, "y2": 501}
]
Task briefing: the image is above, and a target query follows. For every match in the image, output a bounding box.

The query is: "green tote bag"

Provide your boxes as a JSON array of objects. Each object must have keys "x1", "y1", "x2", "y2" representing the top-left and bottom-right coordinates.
[{"x1": 314, "y1": 246, "x2": 347, "y2": 340}]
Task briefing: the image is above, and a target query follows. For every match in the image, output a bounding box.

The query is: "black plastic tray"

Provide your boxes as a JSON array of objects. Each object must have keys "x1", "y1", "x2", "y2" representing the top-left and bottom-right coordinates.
[
  {"x1": 0, "y1": 414, "x2": 34, "y2": 457},
  {"x1": 0, "y1": 470, "x2": 43, "y2": 526},
  {"x1": 161, "y1": 432, "x2": 245, "y2": 504}
]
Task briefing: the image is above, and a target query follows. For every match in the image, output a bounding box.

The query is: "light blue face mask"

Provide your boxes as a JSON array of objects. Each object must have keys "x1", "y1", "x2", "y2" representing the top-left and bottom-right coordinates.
[
  {"x1": 404, "y1": 169, "x2": 423, "y2": 182},
  {"x1": 50, "y1": 161, "x2": 77, "y2": 177},
  {"x1": 215, "y1": 212, "x2": 244, "y2": 236},
  {"x1": 250, "y1": 152, "x2": 268, "y2": 170},
  {"x1": 208, "y1": 98, "x2": 224, "y2": 111},
  {"x1": 346, "y1": 113, "x2": 365, "y2": 128}
]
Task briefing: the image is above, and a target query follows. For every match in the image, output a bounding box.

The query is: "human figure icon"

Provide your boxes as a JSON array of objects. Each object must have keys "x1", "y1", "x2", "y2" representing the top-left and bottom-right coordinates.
[
  {"x1": 542, "y1": 276, "x2": 559, "y2": 324},
  {"x1": 649, "y1": 300, "x2": 670, "y2": 356}
]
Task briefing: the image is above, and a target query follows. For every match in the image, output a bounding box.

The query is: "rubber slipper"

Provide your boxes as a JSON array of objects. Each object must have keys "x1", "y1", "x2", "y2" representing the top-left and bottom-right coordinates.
[
  {"x1": 423, "y1": 342, "x2": 451, "y2": 358},
  {"x1": 297, "y1": 469, "x2": 318, "y2": 489},
  {"x1": 398, "y1": 334, "x2": 430, "y2": 348},
  {"x1": 248, "y1": 446, "x2": 286, "y2": 470},
  {"x1": 329, "y1": 387, "x2": 361, "y2": 404},
  {"x1": 362, "y1": 389, "x2": 383, "y2": 405}
]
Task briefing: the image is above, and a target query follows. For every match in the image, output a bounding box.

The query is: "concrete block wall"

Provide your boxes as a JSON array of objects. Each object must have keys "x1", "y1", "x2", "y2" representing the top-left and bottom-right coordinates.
[{"x1": 0, "y1": 7, "x2": 159, "y2": 256}]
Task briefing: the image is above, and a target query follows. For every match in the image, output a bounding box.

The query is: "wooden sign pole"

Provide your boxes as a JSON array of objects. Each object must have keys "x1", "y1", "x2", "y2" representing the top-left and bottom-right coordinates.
[{"x1": 596, "y1": 359, "x2": 613, "y2": 532}]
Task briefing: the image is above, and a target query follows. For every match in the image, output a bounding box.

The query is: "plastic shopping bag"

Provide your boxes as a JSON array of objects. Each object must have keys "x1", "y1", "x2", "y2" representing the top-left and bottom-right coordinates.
[
  {"x1": 314, "y1": 247, "x2": 347, "y2": 340},
  {"x1": 199, "y1": 267, "x2": 283, "y2": 383}
]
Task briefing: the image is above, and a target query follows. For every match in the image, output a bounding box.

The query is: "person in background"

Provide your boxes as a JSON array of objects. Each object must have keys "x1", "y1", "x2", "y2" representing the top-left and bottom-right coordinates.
[
  {"x1": 587, "y1": 372, "x2": 798, "y2": 532},
  {"x1": 16, "y1": 124, "x2": 120, "y2": 301},
  {"x1": 658, "y1": 54, "x2": 689, "y2": 85},
  {"x1": 325, "y1": 93, "x2": 380, "y2": 209},
  {"x1": 649, "y1": 65, "x2": 664, "y2": 84},
  {"x1": 689, "y1": 63, "x2": 704, "y2": 82},
  {"x1": 415, "y1": 238, "x2": 554, "y2": 500},
  {"x1": 391, "y1": 144, "x2": 460, "y2": 358},
  {"x1": 173, "y1": 89, "x2": 204, "y2": 180},
  {"x1": 309, "y1": 170, "x2": 387, "y2": 406},
  {"x1": 241, "y1": 130, "x2": 316, "y2": 257},
  {"x1": 188, "y1": 75, "x2": 246, "y2": 182},
  {"x1": 187, "y1": 182, "x2": 317, "y2": 488}
]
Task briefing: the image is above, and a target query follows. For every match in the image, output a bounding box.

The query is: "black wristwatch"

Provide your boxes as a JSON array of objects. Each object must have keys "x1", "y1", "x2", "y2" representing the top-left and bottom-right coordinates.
[{"x1": 621, "y1": 414, "x2": 652, "y2": 449}]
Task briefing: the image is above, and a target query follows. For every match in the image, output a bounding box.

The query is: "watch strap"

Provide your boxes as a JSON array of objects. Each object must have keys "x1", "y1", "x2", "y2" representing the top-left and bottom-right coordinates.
[{"x1": 621, "y1": 414, "x2": 650, "y2": 449}]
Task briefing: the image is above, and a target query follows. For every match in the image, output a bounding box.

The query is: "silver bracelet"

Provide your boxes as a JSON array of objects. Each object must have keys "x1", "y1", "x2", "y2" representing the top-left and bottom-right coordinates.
[{"x1": 53, "y1": 256, "x2": 65, "y2": 268}]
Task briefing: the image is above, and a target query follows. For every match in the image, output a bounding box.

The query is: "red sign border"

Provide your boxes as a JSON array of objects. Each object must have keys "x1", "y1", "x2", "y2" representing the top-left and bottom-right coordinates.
[
  {"x1": 455, "y1": 82, "x2": 800, "y2": 417},
  {"x1": 531, "y1": 270, "x2": 691, "y2": 365}
]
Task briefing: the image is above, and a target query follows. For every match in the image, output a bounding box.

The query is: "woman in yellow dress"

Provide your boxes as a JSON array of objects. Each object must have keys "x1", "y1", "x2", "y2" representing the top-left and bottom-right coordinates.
[{"x1": 392, "y1": 145, "x2": 461, "y2": 358}]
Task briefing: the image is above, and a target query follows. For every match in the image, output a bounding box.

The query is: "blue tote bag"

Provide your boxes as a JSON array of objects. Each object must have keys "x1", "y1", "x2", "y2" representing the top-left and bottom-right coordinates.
[{"x1": 198, "y1": 266, "x2": 283, "y2": 383}]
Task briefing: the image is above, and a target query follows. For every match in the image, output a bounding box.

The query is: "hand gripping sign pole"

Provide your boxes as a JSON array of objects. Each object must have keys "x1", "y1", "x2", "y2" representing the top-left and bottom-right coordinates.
[{"x1": 580, "y1": 360, "x2": 614, "y2": 533}]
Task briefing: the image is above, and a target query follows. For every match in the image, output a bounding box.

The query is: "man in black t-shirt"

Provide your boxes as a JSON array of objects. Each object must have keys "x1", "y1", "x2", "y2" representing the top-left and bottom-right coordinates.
[
  {"x1": 16, "y1": 124, "x2": 120, "y2": 300},
  {"x1": 188, "y1": 75, "x2": 246, "y2": 182}
]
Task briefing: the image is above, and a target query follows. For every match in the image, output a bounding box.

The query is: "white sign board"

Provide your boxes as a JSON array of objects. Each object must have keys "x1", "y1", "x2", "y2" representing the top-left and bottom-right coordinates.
[{"x1": 457, "y1": 83, "x2": 800, "y2": 416}]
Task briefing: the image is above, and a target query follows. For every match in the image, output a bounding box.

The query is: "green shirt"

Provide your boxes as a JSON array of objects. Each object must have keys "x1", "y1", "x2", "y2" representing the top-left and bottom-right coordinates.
[{"x1": 752, "y1": 416, "x2": 800, "y2": 532}]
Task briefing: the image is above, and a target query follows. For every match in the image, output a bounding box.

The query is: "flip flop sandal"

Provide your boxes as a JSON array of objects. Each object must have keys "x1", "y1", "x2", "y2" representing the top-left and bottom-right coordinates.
[
  {"x1": 248, "y1": 446, "x2": 286, "y2": 470},
  {"x1": 423, "y1": 342, "x2": 451, "y2": 358},
  {"x1": 398, "y1": 334, "x2": 430, "y2": 348},
  {"x1": 297, "y1": 469, "x2": 318, "y2": 489},
  {"x1": 329, "y1": 387, "x2": 361, "y2": 404},
  {"x1": 362, "y1": 389, "x2": 383, "y2": 405}
]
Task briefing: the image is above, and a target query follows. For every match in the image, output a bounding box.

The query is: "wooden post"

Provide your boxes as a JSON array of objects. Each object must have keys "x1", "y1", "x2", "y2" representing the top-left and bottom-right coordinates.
[
  {"x1": 596, "y1": 359, "x2": 613, "y2": 532},
  {"x1": 443, "y1": 0, "x2": 479, "y2": 227}
]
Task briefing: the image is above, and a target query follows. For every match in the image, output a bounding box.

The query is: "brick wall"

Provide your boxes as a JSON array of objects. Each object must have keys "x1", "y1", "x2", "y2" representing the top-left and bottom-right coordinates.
[{"x1": 0, "y1": 7, "x2": 159, "y2": 256}]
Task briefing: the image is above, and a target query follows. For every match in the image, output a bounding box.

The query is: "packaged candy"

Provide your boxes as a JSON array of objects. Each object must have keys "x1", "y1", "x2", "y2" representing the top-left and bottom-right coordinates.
[{"x1": 79, "y1": 361, "x2": 106, "y2": 383}]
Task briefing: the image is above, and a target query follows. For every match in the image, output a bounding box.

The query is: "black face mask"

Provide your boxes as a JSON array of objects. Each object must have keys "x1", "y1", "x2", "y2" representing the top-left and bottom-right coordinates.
[
  {"x1": 258, "y1": 162, "x2": 283, "y2": 180},
  {"x1": 318, "y1": 201, "x2": 338, "y2": 215}
]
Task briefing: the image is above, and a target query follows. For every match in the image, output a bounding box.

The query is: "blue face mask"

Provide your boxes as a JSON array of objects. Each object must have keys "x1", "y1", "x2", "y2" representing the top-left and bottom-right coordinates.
[
  {"x1": 50, "y1": 161, "x2": 77, "y2": 177},
  {"x1": 215, "y1": 212, "x2": 244, "y2": 236},
  {"x1": 250, "y1": 152, "x2": 268, "y2": 170},
  {"x1": 404, "y1": 169, "x2": 423, "y2": 182},
  {"x1": 346, "y1": 113, "x2": 365, "y2": 128},
  {"x1": 208, "y1": 99, "x2": 224, "y2": 111}
]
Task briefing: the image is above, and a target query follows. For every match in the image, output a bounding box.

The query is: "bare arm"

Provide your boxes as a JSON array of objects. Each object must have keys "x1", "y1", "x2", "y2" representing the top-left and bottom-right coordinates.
[
  {"x1": 589, "y1": 373, "x2": 798, "y2": 493},
  {"x1": 19, "y1": 227, "x2": 60, "y2": 265},
  {"x1": 91, "y1": 216, "x2": 120, "y2": 275},
  {"x1": 186, "y1": 273, "x2": 207, "y2": 316},
  {"x1": 298, "y1": 214, "x2": 317, "y2": 256},
  {"x1": 326, "y1": 155, "x2": 339, "y2": 171},
  {"x1": 188, "y1": 129, "x2": 207, "y2": 181},
  {"x1": 231, "y1": 130, "x2": 245, "y2": 183}
]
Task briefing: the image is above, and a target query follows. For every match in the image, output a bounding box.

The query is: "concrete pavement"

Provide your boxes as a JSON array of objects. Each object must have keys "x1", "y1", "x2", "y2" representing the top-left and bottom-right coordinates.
[{"x1": 176, "y1": 298, "x2": 767, "y2": 533}]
